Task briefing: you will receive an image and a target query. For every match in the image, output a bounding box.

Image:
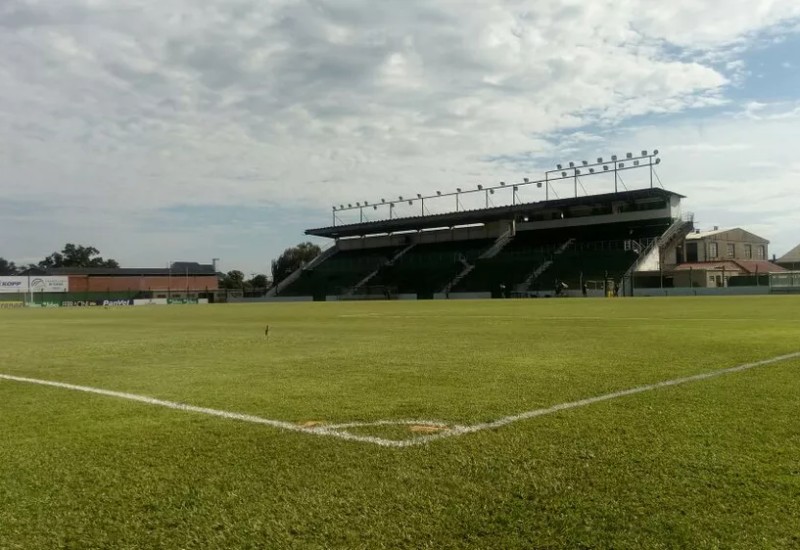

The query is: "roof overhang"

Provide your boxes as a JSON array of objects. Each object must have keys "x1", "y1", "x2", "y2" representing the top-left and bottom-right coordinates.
[{"x1": 307, "y1": 188, "x2": 684, "y2": 239}]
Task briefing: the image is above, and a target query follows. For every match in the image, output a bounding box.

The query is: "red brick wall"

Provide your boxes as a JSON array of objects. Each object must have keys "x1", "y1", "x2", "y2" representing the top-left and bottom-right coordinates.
[
  {"x1": 68, "y1": 276, "x2": 90, "y2": 292},
  {"x1": 68, "y1": 275, "x2": 219, "y2": 292}
]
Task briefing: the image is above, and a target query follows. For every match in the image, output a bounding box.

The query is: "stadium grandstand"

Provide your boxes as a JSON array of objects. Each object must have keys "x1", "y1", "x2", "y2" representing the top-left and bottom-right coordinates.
[{"x1": 269, "y1": 150, "x2": 696, "y2": 300}]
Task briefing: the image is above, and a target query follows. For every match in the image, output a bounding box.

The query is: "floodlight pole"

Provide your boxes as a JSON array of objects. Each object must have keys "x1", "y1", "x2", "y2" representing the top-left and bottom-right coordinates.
[
  {"x1": 574, "y1": 170, "x2": 578, "y2": 198},
  {"x1": 544, "y1": 168, "x2": 568, "y2": 201},
  {"x1": 545, "y1": 174, "x2": 550, "y2": 202},
  {"x1": 328, "y1": 148, "x2": 660, "y2": 223},
  {"x1": 359, "y1": 207, "x2": 363, "y2": 223}
]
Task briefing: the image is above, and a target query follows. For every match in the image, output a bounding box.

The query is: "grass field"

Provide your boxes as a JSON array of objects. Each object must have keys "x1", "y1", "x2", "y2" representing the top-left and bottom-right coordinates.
[{"x1": 2, "y1": 297, "x2": 800, "y2": 549}]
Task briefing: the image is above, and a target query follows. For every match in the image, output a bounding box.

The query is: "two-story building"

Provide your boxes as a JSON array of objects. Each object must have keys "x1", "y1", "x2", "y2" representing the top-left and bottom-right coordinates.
[
  {"x1": 640, "y1": 227, "x2": 786, "y2": 288},
  {"x1": 681, "y1": 228, "x2": 769, "y2": 263}
]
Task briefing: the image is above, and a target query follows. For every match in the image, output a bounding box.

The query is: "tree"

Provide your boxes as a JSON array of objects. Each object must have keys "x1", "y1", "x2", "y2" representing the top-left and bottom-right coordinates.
[
  {"x1": 271, "y1": 242, "x2": 321, "y2": 284},
  {"x1": 0, "y1": 257, "x2": 17, "y2": 275},
  {"x1": 248, "y1": 274, "x2": 270, "y2": 289},
  {"x1": 219, "y1": 270, "x2": 246, "y2": 290},
  {"x1": 39, "y1": 244, "x2": 119, "y2": 269}
]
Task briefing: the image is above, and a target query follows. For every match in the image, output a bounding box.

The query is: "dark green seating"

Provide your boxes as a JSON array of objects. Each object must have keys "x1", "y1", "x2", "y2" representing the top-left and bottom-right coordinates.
[
  {"x1": 371, "y1": 239, "x2": 495, "y2": 295},
  {"x1": 281, "y1": 219, "x2": 674, "y2": 298},
  {"x1": 281, "y1": 246, "x2": 401, "y2": 297}
]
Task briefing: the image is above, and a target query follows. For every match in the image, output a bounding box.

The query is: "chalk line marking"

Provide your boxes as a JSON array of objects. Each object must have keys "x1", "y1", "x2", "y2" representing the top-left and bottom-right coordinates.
[
  {"x1": 2, "y1": 351, "x2": 799, "y2": 448},
  {"x1": 0, "y1": 374, "x2": 407, "y2": 447}
]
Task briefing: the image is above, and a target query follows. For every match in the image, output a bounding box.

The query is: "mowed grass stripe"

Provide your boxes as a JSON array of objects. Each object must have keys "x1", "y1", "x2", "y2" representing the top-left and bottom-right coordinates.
[
  {"x1": 3, "y1": 297, "x2": 800, "y2": 548},
  {"x1": 2, "y1": 298, "x2": 799, "y2": 425},
  {"x1": 3, "y1": 350, "x2": 798, "y2": 446},
  {"x1": 2, "y1": 335, "x2": 799, "y2": 549}
]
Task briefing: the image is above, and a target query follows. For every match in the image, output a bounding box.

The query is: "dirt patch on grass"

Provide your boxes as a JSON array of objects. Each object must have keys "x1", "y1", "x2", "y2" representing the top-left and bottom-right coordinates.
[
  {"x1": 409, "y1": 425, "x2": 445, "y2": 434},
  {"x1": 300, "y1": 421, "x2": 325, "y2": 428}
]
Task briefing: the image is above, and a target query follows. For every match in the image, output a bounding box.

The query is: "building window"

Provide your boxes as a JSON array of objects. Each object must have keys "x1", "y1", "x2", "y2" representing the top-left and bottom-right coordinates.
[
  {"x1": 709, "y1": 242, "x2": 718, "y2": 258},
  {"x1": 757, "y1": 245, "x2": 765, "y2": 259},
  {"x1": 727, "y1": 243, "x2": 735, "y2": 258},
  {"x1": 745, "y1": 244, "x2": 752, "y2": 259}
]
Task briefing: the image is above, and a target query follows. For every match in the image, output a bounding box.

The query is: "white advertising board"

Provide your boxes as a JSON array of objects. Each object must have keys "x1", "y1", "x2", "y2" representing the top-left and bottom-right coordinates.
[
  {"x1": 0, "y1": 276, "x2": 69, "y2": 293},
  {"x1": 133, "y1": 298, "x2": 168, "y2": 306}
]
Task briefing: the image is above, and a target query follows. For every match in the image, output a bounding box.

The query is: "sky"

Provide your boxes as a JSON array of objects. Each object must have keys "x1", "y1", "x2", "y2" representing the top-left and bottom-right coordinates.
[{"x1": 1, "y1": 0, "x2": 799, "y2": 275}]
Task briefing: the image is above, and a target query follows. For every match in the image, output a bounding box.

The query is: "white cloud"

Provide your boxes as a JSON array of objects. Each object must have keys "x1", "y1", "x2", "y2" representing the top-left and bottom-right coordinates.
[
  {"x1": 0, "y1": 0, "x2": 799, "y2": 270},
  {"x1": 603, "y1": 102, "x2": 800, "y2": 256}
]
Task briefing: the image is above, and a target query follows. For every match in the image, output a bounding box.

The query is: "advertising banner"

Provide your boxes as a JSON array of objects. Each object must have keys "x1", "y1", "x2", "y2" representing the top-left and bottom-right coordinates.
[
  {"x1": 0, "y1": 276, "x2": 69, "y2": 293},
  {"x1": 168, "y1": 298, "x2": 199, "y2": 305},
  {"x1": 61, "y1": 299, "x2": 133, "y2": 307},
  {"x1": 27, "y1": 299, "x2": 134, "y2": 308}
]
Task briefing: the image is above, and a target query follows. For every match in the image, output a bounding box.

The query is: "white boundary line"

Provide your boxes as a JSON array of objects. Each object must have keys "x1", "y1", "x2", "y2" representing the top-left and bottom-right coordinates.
[{"x1": 2, "y1": 351, "x2": 799, "y2": 448}]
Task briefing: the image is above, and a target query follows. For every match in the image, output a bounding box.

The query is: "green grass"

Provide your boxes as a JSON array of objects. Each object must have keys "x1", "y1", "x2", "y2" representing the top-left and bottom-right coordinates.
[{"x1": 1, "y1": 297, "x2": 800, "y2": 549}]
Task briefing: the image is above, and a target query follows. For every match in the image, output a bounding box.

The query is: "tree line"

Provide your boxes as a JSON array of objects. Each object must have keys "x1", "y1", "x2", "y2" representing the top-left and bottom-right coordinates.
[
  {"x1": 218, "y1": 241, "x2": 321, "y2": 290},
  {"x1": 1, "y1": 242, "x2": 323, "y2": 291},
  {"x1": 0, "y1": 244, "x2": 118, "y2": 275}
]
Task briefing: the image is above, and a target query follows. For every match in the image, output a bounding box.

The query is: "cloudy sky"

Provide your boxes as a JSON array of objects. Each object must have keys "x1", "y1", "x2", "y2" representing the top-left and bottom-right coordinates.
[{"x1": 2, "y1": 0, "x2": 799, "y2": 273}]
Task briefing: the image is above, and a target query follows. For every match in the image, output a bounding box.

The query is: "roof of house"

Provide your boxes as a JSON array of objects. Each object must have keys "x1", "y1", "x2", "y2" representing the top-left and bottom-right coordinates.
[
  {"x1": 23, "y1": 262, "x2": 217, "y2": 277},
  {"x1": 776, "y1": 243, "x2": 800, "y2": 263},
  {"x1": 674, "y1": 261, "x2": 742, "y2": 271},
  {"x1": 685, "y1": 227, "x2": 769, "y2": 243},
  {"x1": 673, "y1": 260, "x2": 785, "y2": 274},
  {"x1": 732, "y1": 260, "x2": 786, "y2": 274},
  {"x1": 684, "y1": 228, "x2": 728, "y2": 239}
]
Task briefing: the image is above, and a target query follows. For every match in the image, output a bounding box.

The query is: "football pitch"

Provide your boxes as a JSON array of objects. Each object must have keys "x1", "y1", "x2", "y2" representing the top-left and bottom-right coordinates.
[{"x1": 2, "y1": 297, "x2": 799, "y2": 549}]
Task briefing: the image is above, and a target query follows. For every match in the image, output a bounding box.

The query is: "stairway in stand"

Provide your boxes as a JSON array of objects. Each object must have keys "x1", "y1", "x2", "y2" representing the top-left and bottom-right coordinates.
[
  {"x1": 266, "y1": 244, "x2": 338, "y2": 297},
  {"x1": 516, "y1": 238, "x2": 575, "y2": 293},
  {"x1": 346, "y1": 243, "x2": 417, "y2": 296},
  {"x1": 439, "y1": 229, "x2": 514, "y2": 295}
]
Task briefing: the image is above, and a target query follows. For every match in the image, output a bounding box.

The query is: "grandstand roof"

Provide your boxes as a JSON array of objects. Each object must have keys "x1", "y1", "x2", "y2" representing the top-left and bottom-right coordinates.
[{"x1": 307, "y1": 188, "x2": 684, "y2": 239}]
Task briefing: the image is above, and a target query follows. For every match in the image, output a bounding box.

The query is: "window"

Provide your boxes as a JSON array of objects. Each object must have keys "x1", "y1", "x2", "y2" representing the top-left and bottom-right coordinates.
[
  {"x1": 709, "y1": 242, "x2": 718, "y2": 258},
  {"x1": 745, "y1": 244, "x2": 752, "y2": 259},
  {"x1": 757, "y1": 245, "x2": 765, "y2": 259},
  {"x1": 727, "y1": 243, "x2": 735, "y2": 258}
]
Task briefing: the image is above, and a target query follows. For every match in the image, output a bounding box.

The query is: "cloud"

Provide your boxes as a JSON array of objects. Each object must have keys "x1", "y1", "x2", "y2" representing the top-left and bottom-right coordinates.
[
  {"x1": 1, "y1": 0, "x2": 799, "y2": 270},
  {"x1": 594, "y1": 101, "x2": 800, "y2": 256}
]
